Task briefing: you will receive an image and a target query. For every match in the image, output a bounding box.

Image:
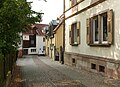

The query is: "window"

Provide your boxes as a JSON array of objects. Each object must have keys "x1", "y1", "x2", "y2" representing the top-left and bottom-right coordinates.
[
  {"x1": 101, "y1": 13, "x2": 108, "y2": 43},
  {"x1": 50, "y1": 44, "x2": 54, "y2": 50},
  {"x1": 31, "y1": 40, "x2": 34, "y2": 45},
  {"x1": 43, "y1": 37, "x2": 45, "y2": 42},
  {"x1": 91, "y1": 63, "x2": 96, "y2": 70},
  {"x1": 69, "y1": 22, "x2": 80, "y2": 46},
  {"x1": 29, "y1": 35, "x2": 36, "y2": 47},
  {"x1": 72, "y1": 58, "x2": 76, "y2": 63},
  {"x1": 23, "y1": 40, "x2": 29, "y2": 48},
  {"x1": 43, "y1": 46, "x2": 46, "y2": 50},
  {"x1": 31, "y1": 49, "x2": 36, "y2": 52},
  {"x1": 93, "y1": 16, "x2": 99, "y2": 44},
  {"x1": 99, "y1": 65, "x2": 105, "y2": 72},
  {"x1": 72, "y1": 23, "x2": 77, "y2": 43},
  {"x1": 86, "y1": 10, "x2": 113, "y2": 46}
]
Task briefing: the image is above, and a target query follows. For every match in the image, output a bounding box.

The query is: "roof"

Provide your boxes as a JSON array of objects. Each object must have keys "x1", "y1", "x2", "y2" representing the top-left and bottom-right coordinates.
[
  {"x1": 49, "y1": 20, "x2": 58, "y2": 26},
  {"x1": 53, "y1": 14, "x2": 64, "y2": 33},
  {"x1": 53, "y1": 19, "x2": 64, "y2": 33},
  {"x1": 23, "y1": 24, "x2": 48, "y2": 36}
]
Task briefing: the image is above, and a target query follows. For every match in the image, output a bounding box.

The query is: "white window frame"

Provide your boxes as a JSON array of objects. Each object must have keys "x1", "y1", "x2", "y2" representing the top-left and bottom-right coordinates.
[
  {"x1": 87, "y1": 10, "x2": 113, "y2": 46},
  {"x1": 31, "y1": 49, "x2": 36, "y2": 52}
]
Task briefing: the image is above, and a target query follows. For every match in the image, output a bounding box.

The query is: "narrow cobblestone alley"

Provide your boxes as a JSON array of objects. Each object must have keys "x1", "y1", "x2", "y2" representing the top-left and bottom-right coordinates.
[{"x1": 16, "y1": 55, "x2": 120, "y2": 87}]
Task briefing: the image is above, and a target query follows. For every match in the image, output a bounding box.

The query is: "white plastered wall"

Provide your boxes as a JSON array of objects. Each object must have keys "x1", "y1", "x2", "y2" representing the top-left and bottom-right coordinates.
[{"x1": 65, "y1": 0, "x2": 120, "y2": 60}]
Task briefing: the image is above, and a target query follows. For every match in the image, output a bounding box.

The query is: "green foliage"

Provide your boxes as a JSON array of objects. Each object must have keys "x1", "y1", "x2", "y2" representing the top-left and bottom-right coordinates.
[
  {"x1": 0, "y1": 53, "x2": 4, "y2": 86},
  {"x1": 0, "y1": 0, "x2": 43, "y2": 55}
]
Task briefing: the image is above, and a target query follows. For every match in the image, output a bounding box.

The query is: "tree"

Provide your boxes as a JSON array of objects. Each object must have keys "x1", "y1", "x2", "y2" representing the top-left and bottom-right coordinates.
[
  {"x1": 0, "y1": 0, "x2": 44, "y2": 79},
  {"x1": 0, "y1": 0, "x2": 43, "y2": 55}
]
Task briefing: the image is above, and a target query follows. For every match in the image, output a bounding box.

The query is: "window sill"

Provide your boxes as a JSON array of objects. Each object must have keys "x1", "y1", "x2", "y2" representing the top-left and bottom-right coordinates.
[
  {"x1": 71, "y1": 44, "x2": 79, "y2": 46},
  {"x1": 89, "y1": 44, "x2": 111, "y2": 47}
]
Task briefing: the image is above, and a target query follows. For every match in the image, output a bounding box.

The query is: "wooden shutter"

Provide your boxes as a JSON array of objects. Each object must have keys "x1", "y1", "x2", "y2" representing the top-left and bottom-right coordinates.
[
  {"x1": 107, "y1": 10, "x2": 113, "y2": 45},
  {"x1": 77, "y1": 22, "x2": 80, "y2": 44},
  {"x1": 69, "y1": 25, "x2": 72, "y2": 45},
  {"x1": 86, "y1": 18, "x2": 91, "y2": 45}
]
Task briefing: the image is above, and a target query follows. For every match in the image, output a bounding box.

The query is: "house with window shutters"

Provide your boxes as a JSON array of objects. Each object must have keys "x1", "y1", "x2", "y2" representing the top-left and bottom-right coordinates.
[
  {"x1": 44, "y1": 16, "x2": 64, "y2": 63},
  {"x1": 44, "y1": 20, "x2": 58, "y2": 59},
  {"x1": 53, "y1": 15, "x2": 64, "y2": 62},
  {"x1": 22, "y1": 24, "x2": 48, "y2": 55},
  {"x1": 64, "y1": 0, "x2": 120, "y2": 78}
]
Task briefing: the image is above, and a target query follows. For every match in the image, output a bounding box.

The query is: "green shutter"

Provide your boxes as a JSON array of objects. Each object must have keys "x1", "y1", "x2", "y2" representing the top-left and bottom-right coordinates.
[{"x1": 107, "y1": 10, "x2": 113, "y2": 45}]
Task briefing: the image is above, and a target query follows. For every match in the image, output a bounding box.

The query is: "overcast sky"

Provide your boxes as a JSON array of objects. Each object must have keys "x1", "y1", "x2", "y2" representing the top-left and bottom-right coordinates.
[{"x1": 27, "y1": 0, "x2": 63, "y2": 24}]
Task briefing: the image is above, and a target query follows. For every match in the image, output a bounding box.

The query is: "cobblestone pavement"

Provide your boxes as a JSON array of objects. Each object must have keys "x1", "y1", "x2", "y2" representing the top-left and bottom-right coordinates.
[{"x1": 16, "y1": 55, "x2": 120, "y2": 87}]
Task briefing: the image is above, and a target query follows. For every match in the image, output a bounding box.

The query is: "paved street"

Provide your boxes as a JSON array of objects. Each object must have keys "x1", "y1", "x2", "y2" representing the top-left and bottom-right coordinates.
[{"x1": 16, "y1": 55, "x2": 120, "y2": 87}]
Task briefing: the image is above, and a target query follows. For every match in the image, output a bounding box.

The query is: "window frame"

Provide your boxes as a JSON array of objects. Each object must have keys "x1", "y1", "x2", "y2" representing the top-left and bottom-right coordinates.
[
  {"x1": 31, "y1": 49, "x2": 36, "y2": 52},
  {"x1": 92, "y1": 16, "x2": 99, "y2": 44},
  {"x1": 72, "y1": 22, "x2": 77, "y2": 44},
  {"x1": 69, "y1": 22, "x2": 80, "y2": 46},
  {"x1": 87, "y1": 9, "x2": 113, "y2": 46},
  {"x1": 29, "y1": 35, "x2": 36, "y2": 47},
  {"x1": 43, "y1": 46, "x2": 46, "y2": 50},
  {"x1": 100, "y1": 12, "x2": 108, "y2": 44},
  {"x1": 43, "y1": 37, "x2": 45, "y2": 42}
]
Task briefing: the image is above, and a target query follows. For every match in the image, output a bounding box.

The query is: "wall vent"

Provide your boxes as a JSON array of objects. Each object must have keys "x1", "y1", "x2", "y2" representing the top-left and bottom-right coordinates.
[
  {"x1": 99, "y1": 65, "x2": 105, "y2": 72},
  {"x1": 91, "y1": 63, "x2": 96, "y2": 69},
  {"x1": 72, "y1": 58, "x2": 75, "y2": 63}
]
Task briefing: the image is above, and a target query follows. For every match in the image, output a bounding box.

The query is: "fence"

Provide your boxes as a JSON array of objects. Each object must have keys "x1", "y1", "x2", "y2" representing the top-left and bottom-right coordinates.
[
  {"x1": 0, "y1": 54, "x2": 4, "y2": 87},
  {"x1": 0, "y1": 51, "x2": 17, "y2": 87}
]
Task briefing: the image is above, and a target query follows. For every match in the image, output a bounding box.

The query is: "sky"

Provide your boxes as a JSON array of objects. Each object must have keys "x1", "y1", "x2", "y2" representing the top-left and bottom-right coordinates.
[{"x1": 27, "y1": 0, "x2": 63, "y2": 24}]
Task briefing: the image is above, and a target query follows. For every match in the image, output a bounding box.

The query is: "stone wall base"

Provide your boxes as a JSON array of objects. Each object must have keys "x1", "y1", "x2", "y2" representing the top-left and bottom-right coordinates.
[{"x1": 64, "y1": 52, "x2": 120, "y2": 79}]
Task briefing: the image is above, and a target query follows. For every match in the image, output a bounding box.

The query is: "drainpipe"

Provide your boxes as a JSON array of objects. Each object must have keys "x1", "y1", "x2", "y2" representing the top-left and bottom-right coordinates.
[
  {"x1": 62, "y1": 0, "x2": 65, "y2": 64},
  {"x1": 51, "y1": 37, "x2": 52, "y2": 59}
]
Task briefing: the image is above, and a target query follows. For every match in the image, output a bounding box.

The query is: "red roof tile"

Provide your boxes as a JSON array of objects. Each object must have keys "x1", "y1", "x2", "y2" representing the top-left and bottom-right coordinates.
[{"x1": 23, "y1": 24, "x2": 48, "y2": 36}]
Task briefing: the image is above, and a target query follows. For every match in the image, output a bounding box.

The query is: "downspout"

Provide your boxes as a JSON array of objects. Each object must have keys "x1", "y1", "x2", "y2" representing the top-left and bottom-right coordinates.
[
  {"x1": 62, "y1": 0, "x2": 65, "y2": 64},
  {"x1": 22, "y1": 32, "x2": 23, "y2": 57},
  {"x1": 51, "y1": 37, "x2": 52, "y2": 58}
]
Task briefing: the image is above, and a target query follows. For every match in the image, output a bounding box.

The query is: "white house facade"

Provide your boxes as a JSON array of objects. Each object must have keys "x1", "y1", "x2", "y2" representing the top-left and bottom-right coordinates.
[
  {"x1": 64, "y1": 0, "x2": 120, "y2": 78},
  {"x1": 22, "y1": 24, "x2": 48, "y2": 55},
  {"x1": 22, "y1": 35, "x2": 45, "y2": 55},
  {"x1": 36, "y1": 35, "x2": 46, "y2": 55}
]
